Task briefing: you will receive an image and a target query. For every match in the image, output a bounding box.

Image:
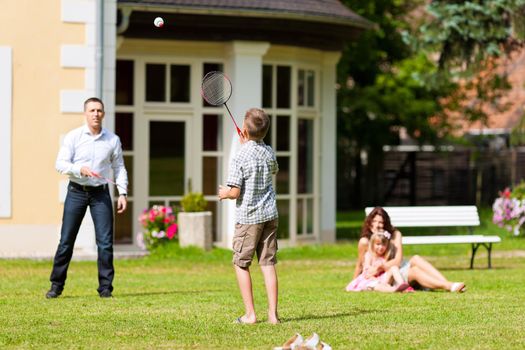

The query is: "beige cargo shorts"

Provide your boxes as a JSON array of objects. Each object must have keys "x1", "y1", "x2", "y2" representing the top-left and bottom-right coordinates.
[{"x1": 232, "y1": 219, "x2": 278, "y2": 268}]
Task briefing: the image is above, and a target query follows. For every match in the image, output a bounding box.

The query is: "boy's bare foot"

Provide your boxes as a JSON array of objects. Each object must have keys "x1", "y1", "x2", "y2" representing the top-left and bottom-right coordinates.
[{"x1": 268, "y1": 313, "x2": 280, "y2": 324}]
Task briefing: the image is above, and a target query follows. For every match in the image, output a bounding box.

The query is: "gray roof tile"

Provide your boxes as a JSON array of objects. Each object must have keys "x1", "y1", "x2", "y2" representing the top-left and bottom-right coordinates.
[{"x1": 118, "y1": 0, "x2": 372, "y2": 28}]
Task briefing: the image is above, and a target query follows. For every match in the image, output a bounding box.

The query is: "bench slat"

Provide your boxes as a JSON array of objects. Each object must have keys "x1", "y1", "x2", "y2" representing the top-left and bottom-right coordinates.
[
  {"x1": 365, "y1": 206, "x2": 480, "y2": 226},
  {"x1": 389, "y1": 220, "x2": 480, "y2": 227},
  {"x1": 403, "y1": 235, "x2": 501, "y2": 245}
]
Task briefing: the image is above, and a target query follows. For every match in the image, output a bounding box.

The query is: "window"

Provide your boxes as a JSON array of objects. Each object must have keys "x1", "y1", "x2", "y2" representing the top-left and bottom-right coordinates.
[
  {"x1": 276, "y1": 157, "x2": 290, "y2": 194},
  {"x1": 262, "y1": 65, "x2": 273, "y2": 108},
  {"x1": 115, "y1": 61, "x2": 136, "y2": 244},
  {"x1": 297, "y1": 118, "x2": 315, "y2": 236},
  {"x1": 145, "y1": 64, "x2": 166, "y2": 102},
  {"x1": 145, "y1": 63, "x2": 191, "y2": 103},
  {"x1": 203, "y1": 63, "x2": 224, "y2": 107},
  {"x1": 298, "y1": 119, "x2": 314, "y2": 194},
  {"x1": 202, "y1": 114, "x2": 223, "y2": 197},
  {"x1": 275, "y1": 115, "x2": 291, "y2": 194},
  {"x1": 276, "y1": 66, "x2": 291, "y2": 108},
  {"x1": 261, "y1": 64, "x2": 293, "y2": 108},
  {"x1": 116, "y1": 60, "x2": 134, "y2": 105},
  {"x1": 297, "y1": 198, "x2": 314, "y2": 235},
  {"x1": 115, "y1": 113, "x2": 133, "y2": 151},
  {"x1": 298, "y1": 69, "x2": 315, "y2": 107},
  {"x1": 202, "y1": 114, "x2": 222, "y2": 152},
  {"x1": 170, "y1": 64, "x2": 190, "y2": 102},
  {"x1": 114, "y1": 201, "x2": 133, "y2": 244},
  {"x1": 202, "y1": 63, "x2": 225, "y2": 242},
  {"x1": 276, "y1": 115, "x2": 290, "y2": 151},
  {"x1": 277, "y1": 199, "x2": 290, "y2": 239},
  {"x1": 149, "y1": 121, "x2": 185, "y2": 196}
]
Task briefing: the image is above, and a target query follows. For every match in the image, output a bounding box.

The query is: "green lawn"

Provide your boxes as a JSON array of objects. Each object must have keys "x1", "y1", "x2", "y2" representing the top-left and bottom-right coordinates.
[{"x1": 1, "y1": 209, "x2": 525, "y2": 349}]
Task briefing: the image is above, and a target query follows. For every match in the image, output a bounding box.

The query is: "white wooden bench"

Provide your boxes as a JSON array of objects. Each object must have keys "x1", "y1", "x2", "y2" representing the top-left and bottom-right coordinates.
[{"x1": 365, "y1": 206, "x2": 501, "y2": 269}]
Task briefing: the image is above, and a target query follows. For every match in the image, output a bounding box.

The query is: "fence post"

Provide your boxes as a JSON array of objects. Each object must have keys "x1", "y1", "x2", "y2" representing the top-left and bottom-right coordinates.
[{"x1": 511, "y1": 148, "x2": 517, "y2": 185}]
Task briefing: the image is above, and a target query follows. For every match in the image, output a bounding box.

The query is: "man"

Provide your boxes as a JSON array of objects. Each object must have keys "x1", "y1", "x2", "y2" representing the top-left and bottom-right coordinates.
[{"x1": 46, "y1": 97, "x2": 128, "y2": 299}]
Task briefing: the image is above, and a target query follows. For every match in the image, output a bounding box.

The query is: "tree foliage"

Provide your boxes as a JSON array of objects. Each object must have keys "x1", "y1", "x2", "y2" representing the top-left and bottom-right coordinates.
[
  {"x1": 338, "y1": 1, "x2": 471, "y2": 150},
  {"x1": 338, "y1": 0, "x2": 437, "y2": 207},
  {"x1": 416, "y1": 0, "x2": 525, "y2": 70},
  {"x1": 337, "y1": 0, "x2": 525, "y2": 208},
  {"x1": 339, "y1": 0, "x2": 525, "y2": 149}
]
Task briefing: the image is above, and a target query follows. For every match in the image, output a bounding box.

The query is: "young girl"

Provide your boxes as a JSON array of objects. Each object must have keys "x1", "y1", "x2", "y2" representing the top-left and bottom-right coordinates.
[{"x1": 346, "y1": 231, "x2": 410, "y2": 293}]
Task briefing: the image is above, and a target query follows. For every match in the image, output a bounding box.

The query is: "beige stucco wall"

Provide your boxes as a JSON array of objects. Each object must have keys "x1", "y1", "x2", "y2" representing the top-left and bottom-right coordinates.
[{"x1": 0, "y1": 1, "x2": 86, "y2": 253}]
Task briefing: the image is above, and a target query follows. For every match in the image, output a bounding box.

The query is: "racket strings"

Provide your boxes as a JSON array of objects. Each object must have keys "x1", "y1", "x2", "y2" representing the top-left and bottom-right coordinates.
[{"x1": 201, "y1": 72, "x2": 232, "y2": 106}]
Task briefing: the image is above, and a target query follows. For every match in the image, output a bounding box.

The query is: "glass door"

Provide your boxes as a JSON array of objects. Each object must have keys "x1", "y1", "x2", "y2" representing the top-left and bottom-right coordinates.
[
  {"x1": 147, "y1": 119, "x2": 186, "y2": 209},
  {"x1": 131, "y1": 116, "x2": 188, "y2": 248}
]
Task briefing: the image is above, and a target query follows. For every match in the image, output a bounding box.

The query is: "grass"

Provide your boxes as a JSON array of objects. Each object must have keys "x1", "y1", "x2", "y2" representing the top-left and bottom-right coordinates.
[{"x1": 1, "y1": 209, "x2": 525, "y2": 349}]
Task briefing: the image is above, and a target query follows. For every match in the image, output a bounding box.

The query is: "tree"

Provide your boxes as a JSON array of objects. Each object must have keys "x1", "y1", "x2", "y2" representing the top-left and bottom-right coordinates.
[
  {"x1": 337, "y1": 0, "x2": 525, "y2": 209},
  {"x1": 417, "y1": 0, "x2": 525, "y2": 70},
  {"x1": 413, "y1": 0, "x2": 525, "y2": 125},
  {"x1": 338, "y1": 0, "x2": 449, "y2": 208}
]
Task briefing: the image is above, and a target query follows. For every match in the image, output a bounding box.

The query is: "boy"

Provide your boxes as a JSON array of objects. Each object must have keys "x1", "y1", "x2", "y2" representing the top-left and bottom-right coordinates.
[{"x1": 218, "y1": 108, "x2": 279, "y2": 324}]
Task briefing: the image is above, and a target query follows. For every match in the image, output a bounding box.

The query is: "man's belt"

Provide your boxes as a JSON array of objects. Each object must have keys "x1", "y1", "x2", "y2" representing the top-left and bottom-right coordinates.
[{"x1": 69, "y1": 181, "x2": 108, "y2": 192}]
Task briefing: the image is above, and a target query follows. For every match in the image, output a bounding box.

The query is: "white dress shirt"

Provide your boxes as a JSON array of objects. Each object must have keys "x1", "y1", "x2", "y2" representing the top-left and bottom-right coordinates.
[{"x1": 56, "y1": 125, "x2": 128, "y2": 195}]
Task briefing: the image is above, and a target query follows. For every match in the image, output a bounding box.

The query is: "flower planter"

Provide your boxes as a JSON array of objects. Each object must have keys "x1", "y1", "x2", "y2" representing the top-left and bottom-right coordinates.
[{"x1": 177, "y1": 211, "x2": 213, "y2": 250}]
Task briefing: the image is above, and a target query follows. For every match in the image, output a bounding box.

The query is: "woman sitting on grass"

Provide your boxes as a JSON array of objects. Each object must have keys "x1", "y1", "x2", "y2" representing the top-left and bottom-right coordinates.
[
  {"x1": 346, "y1": 230, "x2": 410, "y2": 292},
  {"x1": 354, "y1": 207, "x2": 466, "y2": 292}
]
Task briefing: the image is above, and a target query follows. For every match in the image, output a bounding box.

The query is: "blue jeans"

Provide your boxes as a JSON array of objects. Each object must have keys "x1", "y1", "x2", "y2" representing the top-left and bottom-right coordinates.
[{"x1": 50, "y1": 183, "x2": 114, "y2": 293}]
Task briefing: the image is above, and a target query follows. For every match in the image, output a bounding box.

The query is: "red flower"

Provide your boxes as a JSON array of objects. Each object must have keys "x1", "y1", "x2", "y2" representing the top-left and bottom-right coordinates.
[{"x1": 166, "y1": 224, "x2": 178, "y2": 239}]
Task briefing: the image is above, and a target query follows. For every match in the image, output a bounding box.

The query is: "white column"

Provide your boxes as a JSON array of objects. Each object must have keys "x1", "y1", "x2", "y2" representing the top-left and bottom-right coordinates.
[
  {"x1": 0, "y1": 47, "x2": 12, "y2": 218},
  {"x1": 221, "y1": 41, "x2": 270, "y2": 248},
  {"x1": 319, "y1": 52, "x2": 341, "y2": 243}
]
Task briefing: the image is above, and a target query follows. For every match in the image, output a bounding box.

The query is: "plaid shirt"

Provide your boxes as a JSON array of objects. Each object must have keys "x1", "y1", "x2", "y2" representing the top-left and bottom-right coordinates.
[{"x1": 227, "y1": 140, "x2": 279, "y2": 224}]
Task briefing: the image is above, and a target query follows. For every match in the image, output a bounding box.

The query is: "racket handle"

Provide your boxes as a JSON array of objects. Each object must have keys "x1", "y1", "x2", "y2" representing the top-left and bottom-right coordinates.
[{"x1": 224, "y1": 103, "x2": 242, "y2": 138}]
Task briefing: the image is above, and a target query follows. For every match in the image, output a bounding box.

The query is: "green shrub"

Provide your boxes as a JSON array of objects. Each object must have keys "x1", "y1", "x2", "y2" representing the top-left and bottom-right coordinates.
[
  {"x1": 180, "y1": 179, "x2": 208, "y2": 212},
  {"x1": 181, "y1": 192, "x2": 207, "y2": 212},
  {"x1": 511, "y1": 180, "x2": 525, "y2": 200}
]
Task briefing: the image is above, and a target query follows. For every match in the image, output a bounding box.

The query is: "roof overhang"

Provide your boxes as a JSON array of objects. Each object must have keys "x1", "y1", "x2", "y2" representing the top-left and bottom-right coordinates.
[{"x1": 117, "y1": 2, "x2": 374, "y2": 51}]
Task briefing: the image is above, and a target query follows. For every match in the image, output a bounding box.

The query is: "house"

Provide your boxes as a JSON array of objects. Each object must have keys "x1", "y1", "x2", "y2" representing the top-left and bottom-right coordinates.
[
  {"x1": 460, "y1": 48, "x2": 525, "y2": 148},
  {"x1": 0, "y1": 0, "x2": 372, "y2": 257}
]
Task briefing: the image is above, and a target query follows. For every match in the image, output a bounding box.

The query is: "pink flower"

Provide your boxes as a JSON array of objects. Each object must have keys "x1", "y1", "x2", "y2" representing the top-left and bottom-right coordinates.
[
  {"x1": 167, "y1": 224, "x2": 178, "y2": 239},
  {"x1": 138, "y1": 213, "x2": 148, "y2": 226},
  {"x1": 136, "y1": 232, "x2": 146, "y2": 250},
  {"x1": 139, "y1": 205, "x2": 178, "y2": 249}
]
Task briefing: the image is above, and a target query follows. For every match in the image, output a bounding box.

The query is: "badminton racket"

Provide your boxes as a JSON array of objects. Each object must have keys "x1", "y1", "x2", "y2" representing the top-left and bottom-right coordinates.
[
  {"x1": 91, "y1": 171, "x2": 128, "y2": 192},
  {"x1": 200, "y1": 71, "x2": 242, "y2": 137}
]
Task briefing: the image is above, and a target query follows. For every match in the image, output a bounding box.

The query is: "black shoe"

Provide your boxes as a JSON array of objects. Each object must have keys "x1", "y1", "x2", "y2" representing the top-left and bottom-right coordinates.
[
  {"x1": 45, "y1": 288, "x2": 62, "y2": 299},
  {"x1": 99, "y1": 289, "x2": 113, "y2": 298}
]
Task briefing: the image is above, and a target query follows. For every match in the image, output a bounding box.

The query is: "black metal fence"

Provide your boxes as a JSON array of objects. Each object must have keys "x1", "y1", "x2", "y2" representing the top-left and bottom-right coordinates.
[{"x1": 337, "y1": 146, "x2": 525, "y2": 209}]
